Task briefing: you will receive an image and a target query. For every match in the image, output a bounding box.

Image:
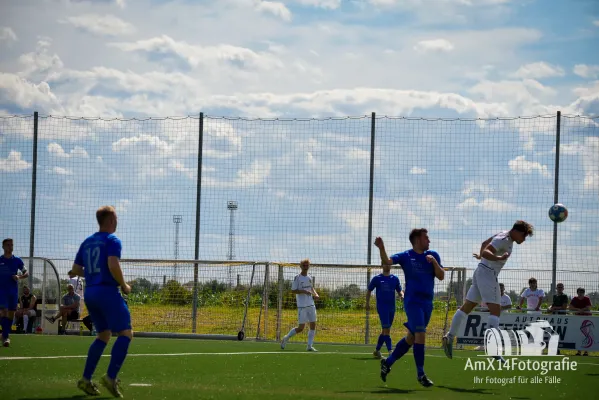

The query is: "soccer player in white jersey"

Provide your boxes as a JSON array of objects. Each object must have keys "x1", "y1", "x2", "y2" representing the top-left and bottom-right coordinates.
[
  {"x1": 517, "y1": 277, "x2": 545, "y2": 314},
  {"x1": 280, "y1": 259, "x2": 320, "y2": 352},
  {"x1": 442, "y1": 220, "x2": 534, "y2": 359}
]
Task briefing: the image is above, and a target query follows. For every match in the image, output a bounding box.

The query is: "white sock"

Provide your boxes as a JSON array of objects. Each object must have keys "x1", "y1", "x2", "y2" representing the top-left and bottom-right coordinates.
[
  {"x1": 448, "y1": 309, "x2": 468, "y2": 337},
  {"x1": 286, "y1": 328, "x2": 297, "y2": 339},
  {"x1": 488, "y1": 315, "x2": 500, "y2": 330},
  {"x1": 307, "y1": 330, "x2": 316, "y2": 347},
  {"x1": 23, "y1": 315, "x2": 29, "y2": 331}
]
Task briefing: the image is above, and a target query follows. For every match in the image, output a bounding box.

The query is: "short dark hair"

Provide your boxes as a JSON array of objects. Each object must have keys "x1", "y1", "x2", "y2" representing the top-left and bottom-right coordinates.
[
  {"x1": 96, "y1": 206, "x2": 116, "y2": 226},
  {"x1": 409, "y1": 228, "x2": 428, "y2": 245},
  {"x1": 529, "y1": 277, "x2": 537, "y2": 284},
  {"x1": 512, "y1": 220, "x2": 534, "y2": 236},
  {"x1": 577, "y1": 287, "x2": 585, "y2": 293},
  {"x1": 2, "y1": 238, "x2": 13, "y2": 246},
  {"x1": 499, "y1": 283, "x2": 505, "y2": 288}
]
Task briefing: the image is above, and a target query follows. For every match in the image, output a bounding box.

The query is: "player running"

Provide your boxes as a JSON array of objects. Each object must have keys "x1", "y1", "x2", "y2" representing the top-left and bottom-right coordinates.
[
  {"x1": 0, "y1": 238, "x2": 29, "y2": 347},
  {"x1": 442, "y1": 220, "x2": 534, "y2": 360},
  {"x1": 71, "y1": 206, "x2": 132, "y2": 398},
  {"x1": 366, "y1": 264, "x2": 404, "y2": 358},
  {"x1": 374, "y1": 229, "x2": 445, "y2": 388}
]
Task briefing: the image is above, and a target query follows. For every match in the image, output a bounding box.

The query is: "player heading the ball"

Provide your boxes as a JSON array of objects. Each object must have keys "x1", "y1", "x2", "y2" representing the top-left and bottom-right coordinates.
[
  {"x1": 71, "y1": 206, "x2": 133, "y2": 398},
  {"x1": 375, "y1": 229, "x2": 445, "y2": 388},
  {"x1": 442, "y1": 220, "x2": 534, "y2": 362},
  {"x1": 366, "y1": 263, "x2": 404, "y2": 359},
  {"x1": 281, "y1": 259, "x2": 320, "y2": 352}
]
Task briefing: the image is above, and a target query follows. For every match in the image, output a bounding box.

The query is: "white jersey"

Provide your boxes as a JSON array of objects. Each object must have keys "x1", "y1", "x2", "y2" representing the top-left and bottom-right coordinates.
[
  {"x1": 291, "y1": 274, "x2": 315, "y2": 308},
  {"x1": 69, "y1": 277, "x2": 84, "y2": 298},
  {"x1": 521, "y1": 288, "x2": 545, "y2": 310},
  {"x1": 501, "y1": 294, "x2": 512, "y2": 308},
  {"x1": 480, "y1": 231, "x2": 514, "y2": 273}
]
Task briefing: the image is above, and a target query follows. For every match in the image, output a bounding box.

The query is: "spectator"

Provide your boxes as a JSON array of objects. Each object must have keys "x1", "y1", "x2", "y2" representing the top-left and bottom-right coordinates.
[
  {"x1": 548, "y1": 283, "x2": 569, "y2": 314},
  {"x1": 45, "y1": 284, "x2": 80, "y2": 334},
  {"x1": 14, "y1": 286, "x2": 37, "y2": 333},
  {"x1": 517, "y1": 277, "x2": 545, "y2": 314},
  {"x1": 570, "y1": 287, "x2": 592, "y2": 356}
]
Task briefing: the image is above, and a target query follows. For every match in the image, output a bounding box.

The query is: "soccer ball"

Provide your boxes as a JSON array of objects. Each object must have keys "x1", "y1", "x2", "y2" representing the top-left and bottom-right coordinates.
[{"x1": 548, "y1": 203, "x2": 568, "y2": 223}]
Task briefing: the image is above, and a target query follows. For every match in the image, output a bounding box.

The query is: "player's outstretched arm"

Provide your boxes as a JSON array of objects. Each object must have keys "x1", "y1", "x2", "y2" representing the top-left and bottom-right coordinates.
[
  {"x1": 374, "y1": 237, "x2": 393, "y2": 265},
  {"x1": 108, "y1": 256, "x2": 131, "y2": 294}
]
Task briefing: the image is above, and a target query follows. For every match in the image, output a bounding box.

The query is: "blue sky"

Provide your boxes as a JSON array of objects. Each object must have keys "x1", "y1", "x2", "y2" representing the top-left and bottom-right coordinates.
[{"x1": 0, "y1": 0, "x2": 598, "y2": 294}]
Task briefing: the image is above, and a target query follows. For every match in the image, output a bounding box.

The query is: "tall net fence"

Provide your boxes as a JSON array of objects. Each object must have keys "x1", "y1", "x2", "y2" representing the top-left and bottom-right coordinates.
[{"x1": 1, "y1": 112, "x2": 598, "y2": 335}]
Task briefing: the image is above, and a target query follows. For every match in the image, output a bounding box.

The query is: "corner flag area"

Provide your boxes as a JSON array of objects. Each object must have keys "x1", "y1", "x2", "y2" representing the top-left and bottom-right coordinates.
[{"x1": 1, "y1": 336, "x2": 596, "y2": 399}]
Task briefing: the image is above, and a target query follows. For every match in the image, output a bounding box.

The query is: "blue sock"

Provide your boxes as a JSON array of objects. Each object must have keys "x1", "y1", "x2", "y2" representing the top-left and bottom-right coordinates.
[
  {"x1": 386, "y1": 337, "x2": 411, "y2": 367},
  {"x1": 107, "y1": 336, "x2": 131, "y2": 380},
  {"x1": 414, "y1": 343, "x2": 425, "y2": 378},
  {"x1": 1, "y1": 317, "x2": 11, "y2": 339},
  {"x1": 376, "y1": 334, "x2": 385, "y2": 351},
  {"x1": 83, "y1": 339, "x2": 107, "y2": 381},
  {"x1": 384, "y1": 335, "x2": 393, "y2": 351}
]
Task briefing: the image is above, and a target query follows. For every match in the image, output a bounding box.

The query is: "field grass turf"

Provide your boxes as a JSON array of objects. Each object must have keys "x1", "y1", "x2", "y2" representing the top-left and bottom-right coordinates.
[{"x1": 1, "y1": 335, "x2": 597, "y2": 399}]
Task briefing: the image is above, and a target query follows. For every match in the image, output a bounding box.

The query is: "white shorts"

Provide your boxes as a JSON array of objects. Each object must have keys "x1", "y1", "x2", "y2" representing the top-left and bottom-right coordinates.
[
  {"x1": 298, "y1": 306, "x2": 317, "y2": 324},
  {"x1": 466, "y1": 264, "x2": 501, "y2": 305}
]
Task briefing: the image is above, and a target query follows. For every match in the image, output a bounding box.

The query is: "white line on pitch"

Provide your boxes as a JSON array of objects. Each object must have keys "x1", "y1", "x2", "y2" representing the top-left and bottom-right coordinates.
[{"x1": 0, "y1": 351, "x2": 369, "y2": 361}]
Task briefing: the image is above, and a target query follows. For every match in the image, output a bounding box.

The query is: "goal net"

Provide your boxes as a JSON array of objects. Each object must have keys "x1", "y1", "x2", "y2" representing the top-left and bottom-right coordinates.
[{"x1": 117, "y1": 259, "x2": 466, "y2": 344}]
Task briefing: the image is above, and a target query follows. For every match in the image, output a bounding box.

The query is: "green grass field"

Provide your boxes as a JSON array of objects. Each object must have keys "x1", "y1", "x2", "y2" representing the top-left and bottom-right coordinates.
[{"x1": 1, "y1": 335, "x2": 597, "y2": 400}]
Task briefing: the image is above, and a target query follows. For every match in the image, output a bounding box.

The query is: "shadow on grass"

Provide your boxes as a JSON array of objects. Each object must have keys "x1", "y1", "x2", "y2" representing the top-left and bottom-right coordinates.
[
  {"x1": 19, "y1": 396, "x2": 111, "y2": 400},
  {"x1": 337, "y1": 386, "x2": 418, "y2": 395},
  {"x1": 436, "y1": 385, "x2": 495, "y2": 395}
]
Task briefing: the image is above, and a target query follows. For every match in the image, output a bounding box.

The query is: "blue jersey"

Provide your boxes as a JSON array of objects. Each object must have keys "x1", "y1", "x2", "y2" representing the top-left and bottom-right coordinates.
[
  {"x1": 74, "y1": 232, "x2": 122, "y2": 287},
  {"x1": 0, "y1": 255, "x2": 25, "y2": 290},
  {"x1": 368, "y1": 274, "x2": 402, "y2": 309},
  {"x1": 390, "y1": 250, "x2": 441, "y2": 303}
]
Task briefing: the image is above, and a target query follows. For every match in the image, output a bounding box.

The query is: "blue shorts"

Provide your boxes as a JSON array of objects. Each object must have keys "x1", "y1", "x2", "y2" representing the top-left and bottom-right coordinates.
[
  {"x1": 84, "y1": 285, "x2": 131, "y2": 333},
  {"x1": 403, "y1": 301, "x2": 433, "y2": 334},
  {"x1": 0, "y1": 288, "x2": 18, "y2": 311},
  {"x1": 377, "y1": 307, "x2": 396, "y2": 329}
]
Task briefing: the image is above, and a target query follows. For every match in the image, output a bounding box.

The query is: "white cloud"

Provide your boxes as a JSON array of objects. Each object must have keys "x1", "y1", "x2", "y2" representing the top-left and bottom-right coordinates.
[
  {"x1": 295, "y1": 0, "x2": 341, "y2": 9},
  {"x1": 0, "y1": 73, "x2": 61, "y2": 113},
  {"x1": 593, "y1": 20, "x2": 599, "y2": 27},
  {"x1": 60, "y1": 14, "x2": 135, "y2": 36},
  {"x1": 573, "y1": 64, "x2": 599, "y2": 79},
  {"x1": 108, "y1": 35, "x2": 284, "y2": 71},
  {"x1": 62, "y1": 0, "x2": 126, "y2": 8},
  {"x1": 50, "y1": 166, "x2": 73, "y2": 175},
  {"x1": 508, "y1": 155, "x2": 551, "y2": 178},
  {"x1": 0, "y1": 27, "x2": 17, "y2": 43},
  {"x1": 47, "y1": 143, "x2": 90, "y2": 158},
  {"x1": 409, "y1": 166, "x2": 427, "y2": 175},
  {"x1": 255, "y1": 1, "x2": 292, "y2": 22},
  {"x1": 511, "y1": 62, "x2": 564, "y2": 79},
  {"x1": 111, "y1": 134, "x2": 172, "y2": 155},
  {"x1": 116, "y1": 199, "x2": 130, "y2": 213},
  {"x1": 414, "y1": 39, "x2": 454, "y2": 54},
  {"x1": 0, "y1": 150, "x2": 31, "y2": 172},
  {"x1": 340, "y1": 211, "x2": 368, "y2": 230},
  {"x1": 461, "y1": 181, "x2": 493, "y2": 196},
  {"x1": 457, "y1": 197, "x2": 513, "y2": 212},
  {"x1": 170, "y1": 160, "x2": 195, "y2": 180},
  {"x1": 582, "y1": 137, "x2": 599, "y2": 191}
]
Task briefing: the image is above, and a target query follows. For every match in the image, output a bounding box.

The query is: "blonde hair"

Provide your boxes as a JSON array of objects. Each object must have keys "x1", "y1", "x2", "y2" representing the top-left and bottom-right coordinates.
[
  {"x1": 300, "y1": 258, "x2": 310, "y2": 266},
  {"x1": 96, "y1": 205, "x2": 117, "y2": 226}
]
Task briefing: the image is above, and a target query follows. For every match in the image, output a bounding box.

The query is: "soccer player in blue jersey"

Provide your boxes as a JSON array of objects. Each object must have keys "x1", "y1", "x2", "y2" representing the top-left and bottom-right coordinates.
[
  {"x1": 366, "y1": 264, "x2": 404, "y2": 359},
  {"x1": 0, "y1": 238, "x2": 29, "y2": 347},
  {"x1": 70, "y1": 206, "x2": 132, "y2": 398},
  {"x1": 374, "y1": 228, "x2": 445, "y2": 388}
]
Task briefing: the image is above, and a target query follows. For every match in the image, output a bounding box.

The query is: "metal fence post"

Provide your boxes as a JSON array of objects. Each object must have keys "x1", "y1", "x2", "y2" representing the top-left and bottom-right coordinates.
[
  {"x1": 192, "y1": 112, "x2": 204, "y2": 333},
  {"x1": 28, "y1": 112, "x2": 39, "y2": 288},
  {"x1": 550, "y1": 111, "x2": 561, "y2": 299}
]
